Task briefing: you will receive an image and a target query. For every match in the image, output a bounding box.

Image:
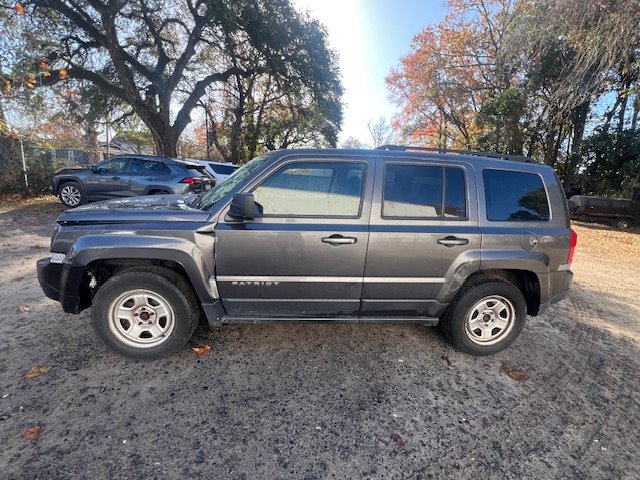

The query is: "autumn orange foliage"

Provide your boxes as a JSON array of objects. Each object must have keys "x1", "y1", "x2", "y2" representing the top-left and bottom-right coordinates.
[{"x1": 386, "y1": 0, "x2": 519, "y2": 148}]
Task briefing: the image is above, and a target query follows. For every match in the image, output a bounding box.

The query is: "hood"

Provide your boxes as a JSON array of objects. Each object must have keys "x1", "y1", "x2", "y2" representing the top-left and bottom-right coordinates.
[
  {"x1": 54, "y1": 166, "x2": 89, "y2": 175},
  {"x1": 57, "y1": 195, "x2": 212, "y2": 224}
]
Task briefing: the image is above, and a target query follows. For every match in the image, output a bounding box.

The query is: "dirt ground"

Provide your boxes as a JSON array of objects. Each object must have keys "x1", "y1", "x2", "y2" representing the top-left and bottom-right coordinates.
[{"x1": 0, "y1": 197, "x2": 638, "y2": 479}]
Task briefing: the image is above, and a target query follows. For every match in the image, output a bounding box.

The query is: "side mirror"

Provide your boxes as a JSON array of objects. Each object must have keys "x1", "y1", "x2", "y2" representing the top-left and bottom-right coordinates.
[{"x1": 228, "y1": 193, "x2": 256, "y2": 220}]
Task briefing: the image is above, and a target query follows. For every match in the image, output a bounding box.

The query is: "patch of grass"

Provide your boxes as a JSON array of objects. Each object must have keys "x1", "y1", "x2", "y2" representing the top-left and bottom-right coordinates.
[{"x1": 0, "y1": 194, "x2": 62, "y2": 213}]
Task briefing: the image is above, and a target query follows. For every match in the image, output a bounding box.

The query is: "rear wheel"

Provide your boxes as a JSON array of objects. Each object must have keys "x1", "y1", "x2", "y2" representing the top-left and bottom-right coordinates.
[
  {"x1": 612, "y1": 219, "x2": 630, "y2": 230},
  {"x1": 58, "y1": 182, "x2": 85, "y2": 207},
  {"x1": 440, "y1": 280, "x2": 527, "y2": 356},
  {"x1": 92, "y1": 270, "x2": 198, "y2": 360}
]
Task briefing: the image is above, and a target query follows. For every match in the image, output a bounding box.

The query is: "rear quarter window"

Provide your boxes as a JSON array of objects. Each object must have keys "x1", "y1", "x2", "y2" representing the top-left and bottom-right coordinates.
[{"x1": 484, "y1": 170, "x2": 550, "y2": 221}]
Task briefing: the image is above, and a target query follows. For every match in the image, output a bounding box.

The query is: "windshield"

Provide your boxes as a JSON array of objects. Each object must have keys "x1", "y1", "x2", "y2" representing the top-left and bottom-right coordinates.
[{"x1": 194, "y1": 155, "x2": 270, "y2": 210}]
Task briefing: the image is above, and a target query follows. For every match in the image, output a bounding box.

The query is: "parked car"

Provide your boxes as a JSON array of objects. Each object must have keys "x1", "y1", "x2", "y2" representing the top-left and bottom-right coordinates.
[
  {"x1": 52, "y1": 154, "x2": 215, "y2": 208},
  {"x1": 568, "y1": 190, "x2": 640, "y2": 229},
  {"x1": 38, "y1": 146, "x2": 576, "y2": 360},
  {"x1": 189, "y1": 159, "x2": 238, "y2": 184}
]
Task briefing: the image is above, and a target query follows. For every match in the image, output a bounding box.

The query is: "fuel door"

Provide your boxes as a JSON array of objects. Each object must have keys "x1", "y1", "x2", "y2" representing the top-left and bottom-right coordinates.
[{"x1": 521, "y1": 232, "x2": 539, "y2": 251}]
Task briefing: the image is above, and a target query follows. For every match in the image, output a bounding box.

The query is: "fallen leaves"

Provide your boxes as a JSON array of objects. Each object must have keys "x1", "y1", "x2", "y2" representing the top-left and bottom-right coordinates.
[
  {"x1": 24, "y1": 366, "x2": 52, "y2": 380},
  {"x1": 502, "y1": 364, "x2": 529, "y2": 381},
  {"x1": 440, "y1": 354, "x2": 451, "y2": 365},
  {"x1": 16, "y1": 305, "x2": 30, "y2": 313},
  {"x1": 192, "y1": 344, "x2": 211, "y2": 356},
  {"x1": 23, "y1": 425, "x2": 41, "y2": 441},
  {"x1": 15, "y1": 3, "x2": 25, "y2": 15},
  {"x1": 393, "y1": 434, "x2": 405, "y2": 448}
]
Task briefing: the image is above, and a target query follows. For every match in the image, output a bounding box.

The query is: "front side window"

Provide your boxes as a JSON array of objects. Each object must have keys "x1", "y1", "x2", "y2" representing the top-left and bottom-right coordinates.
[
  {"x1": 97, "y1": 158, "x2": 128, "y2": 174},
  {"x1": 484, "y1": 170, "x2": 550, "y2": 221},
  {"x1": 252, "y1": 162, "x2": 365, "y2": 217},
  {"x1": 383, "y1": 164, "x2": 466, "y2": 219}
]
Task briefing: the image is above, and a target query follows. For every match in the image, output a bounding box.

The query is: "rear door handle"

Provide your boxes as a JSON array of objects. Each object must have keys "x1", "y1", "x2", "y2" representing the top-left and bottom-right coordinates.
[
  {"x1": 112, "y1": 176, "x2": 121, "y2": 180},
  {"x1": 437, "y1": 236, "x2": 469, "y2": 247},
  {"x1": 322, "y1": 234, "x2": 357, "y2": 246}
]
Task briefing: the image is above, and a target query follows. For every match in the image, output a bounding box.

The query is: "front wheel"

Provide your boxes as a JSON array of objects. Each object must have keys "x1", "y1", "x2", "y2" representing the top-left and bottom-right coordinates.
[
  {"x1": 440, "y1": 281, "x2": 527, "y2": 356},
  {"x1": 58, "y1": 182, "x2": 85, "y2": 208},
  {"x1": 92, "y1": 270, "x2": 198, "y2": 360}
]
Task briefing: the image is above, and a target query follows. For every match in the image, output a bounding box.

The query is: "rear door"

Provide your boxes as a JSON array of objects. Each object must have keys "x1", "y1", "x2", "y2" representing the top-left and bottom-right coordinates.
[
  {"x1": 214, "y1": 155, "x2": 374, "y2": 317},
  {"x1": 122, "y1": 158, "x2": 173, "y2": 196},
  {"x1": 362, "y1": 157, "x2": 481, "y2": 317}
]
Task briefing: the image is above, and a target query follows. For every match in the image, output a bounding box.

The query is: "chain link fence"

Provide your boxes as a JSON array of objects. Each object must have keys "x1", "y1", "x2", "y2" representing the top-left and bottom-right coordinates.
[{"x1": 0, "y1": 127, "x2": 102, "y2": 194}]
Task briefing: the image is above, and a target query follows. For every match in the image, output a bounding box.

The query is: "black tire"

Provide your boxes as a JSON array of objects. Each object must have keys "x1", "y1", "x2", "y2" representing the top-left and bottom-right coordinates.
[
  {"x1": 150, "y1": 190, "x2": 171, "y2": 195},
  {"x1": 612, "y1": 219, "x2": 630, "y2": 230},
  {"x1": 58, "y1": 181, "x2": 86, "y2": 208},
  {"x1": 439, "y1": 280, "x2": 527, "y2": 356},
  {"x1": 91, "y1": 270, "x2": 198, "y2": 360}
]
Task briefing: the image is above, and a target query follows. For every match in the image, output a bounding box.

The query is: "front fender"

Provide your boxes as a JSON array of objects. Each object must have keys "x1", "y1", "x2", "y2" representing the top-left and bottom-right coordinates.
[{"x1": 66, "y1": 234, "x2": 216, "y2": 302}]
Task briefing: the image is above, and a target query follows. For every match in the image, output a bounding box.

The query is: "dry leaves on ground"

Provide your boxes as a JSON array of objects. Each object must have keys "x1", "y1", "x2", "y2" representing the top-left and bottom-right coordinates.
[
  {"x1": 394, "y1": 434, "x2": 405, "y2": 448},
  {"x1": 24, "y1": 366, "x2": 52, "y2": 380},
  {"x1": 572, "y1": 223, "x2": 640, "y2": 262},
  {"x1": 192, "y1": 345, "x2": 212, "y2": 356},
  {"x1": 502, "y1": 365, "x2": 529, "y2": 381},
  {"x1": 23, "y1": 425, "x2": 41, "y2": 441},
  {"x1": 16, "y1": 305, "x2": 30, "y2": 313}
]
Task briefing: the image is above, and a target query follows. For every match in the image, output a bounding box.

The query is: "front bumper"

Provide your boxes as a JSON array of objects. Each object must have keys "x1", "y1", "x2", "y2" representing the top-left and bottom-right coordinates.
[{"x1": 37, "y1": 257, "x2": 87, "y2": 313}]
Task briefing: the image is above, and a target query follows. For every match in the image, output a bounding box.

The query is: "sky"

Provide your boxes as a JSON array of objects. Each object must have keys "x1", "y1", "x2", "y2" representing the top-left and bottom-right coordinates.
[{"x1": 291, "y1": 0, "x2": 448, "y2": 145}]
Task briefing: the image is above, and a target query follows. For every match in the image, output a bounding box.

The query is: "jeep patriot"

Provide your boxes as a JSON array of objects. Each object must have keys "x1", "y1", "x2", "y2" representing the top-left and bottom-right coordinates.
[{"x1": 38, "y1": 146, "x2": 576, "y2": 360}]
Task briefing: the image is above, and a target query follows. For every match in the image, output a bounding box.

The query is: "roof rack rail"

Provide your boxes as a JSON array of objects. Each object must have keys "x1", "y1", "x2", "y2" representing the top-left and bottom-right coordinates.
[{"x1": 375, "y1": 145, "x2": 535, "y2": 163}]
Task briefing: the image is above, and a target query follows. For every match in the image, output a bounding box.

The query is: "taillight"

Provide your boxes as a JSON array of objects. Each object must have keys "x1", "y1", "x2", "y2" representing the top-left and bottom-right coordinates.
[
  {"x1": 567, "y1": 229, "x2": 578, "y2": 264},
  {"x1": 179, "y1": 177, "x2": 197, "y2": 184}
]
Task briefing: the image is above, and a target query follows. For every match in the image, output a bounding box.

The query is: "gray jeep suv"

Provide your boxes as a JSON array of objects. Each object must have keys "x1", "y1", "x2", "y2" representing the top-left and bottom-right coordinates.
[
  {"x1": 38, "y1": 146, "x2": 576, "y2": 360},
  {"x1": 52, "y1": 154, "x2": 214, "y2": 208}
]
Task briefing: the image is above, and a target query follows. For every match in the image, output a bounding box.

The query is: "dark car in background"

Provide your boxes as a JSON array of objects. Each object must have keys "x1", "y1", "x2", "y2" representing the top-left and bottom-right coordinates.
[
  {"x1": 52, "y1": 154, "x2": 214, "y2": 207},
  {"x1": 568, "y1": 188, "x2": 640, "y2": 229}
]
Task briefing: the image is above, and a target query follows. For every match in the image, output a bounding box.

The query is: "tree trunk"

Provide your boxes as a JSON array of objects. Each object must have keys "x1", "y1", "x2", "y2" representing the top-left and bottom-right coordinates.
[
  {"x1": 151, "y1": 122, "x2": 178, "y2": 157},
  {"x1": 632, "y1": 94, "x2": 640, "y2": 131}
]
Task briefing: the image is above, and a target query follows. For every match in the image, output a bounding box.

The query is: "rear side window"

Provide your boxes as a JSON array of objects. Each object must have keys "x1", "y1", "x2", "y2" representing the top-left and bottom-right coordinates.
[
  {"x1": 129, "y1": 159, "x2": 171, "y2": 175},
  {"x1": 187, "y1": 166, "x2": 209, "y2": 177},
  {"x1": 210, "y1": 164, "x2": 237, "y2": 175},
  {"x1": 253, "y1": 162, "x2": 365, "y2": 217},
  {"x1": 484, "y1": 170, "x2": 549, "y2": 221},
  {"x1": 383, "y1": 164, "x2": 466, "y2": 219}
]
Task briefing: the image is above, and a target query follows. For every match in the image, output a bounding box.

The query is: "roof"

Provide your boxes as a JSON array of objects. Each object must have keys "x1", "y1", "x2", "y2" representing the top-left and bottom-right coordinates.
[{"x1": 265, "y1": 147, "x2": 546, "y2": 170}]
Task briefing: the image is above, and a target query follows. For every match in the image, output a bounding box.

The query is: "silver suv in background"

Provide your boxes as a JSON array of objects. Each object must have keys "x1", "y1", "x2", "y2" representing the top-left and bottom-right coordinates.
[
  {"x1": 52, "y1": 154, "x2": 214, "y2": 207},
  {"x1": 38, "y1": 146, "x2": 576, "y2": 360},
  {"x1": 189, "y1": 159, "x2": 238, "y2": 184}
]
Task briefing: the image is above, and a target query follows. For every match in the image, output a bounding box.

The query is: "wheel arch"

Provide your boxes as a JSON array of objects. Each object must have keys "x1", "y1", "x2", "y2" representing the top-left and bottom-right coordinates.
[
  {"x1": 65, "y1": 234, "x2": 217, "y2": 310},
  {"x1": 455, "y1": 269, "x2": 541, "y2": 316}
]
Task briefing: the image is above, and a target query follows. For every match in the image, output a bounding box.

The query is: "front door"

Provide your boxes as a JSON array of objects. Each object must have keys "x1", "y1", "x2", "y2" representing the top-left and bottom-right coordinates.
[
  {"x1": 214, "y1": 156, "x2": 373, "y2": 317},
  {"x1": 362, "y1": 158, "x2": 481, "y2": 317},
  {"x1": 85, "y1": 157, "x2": 129, "y2": 199}
]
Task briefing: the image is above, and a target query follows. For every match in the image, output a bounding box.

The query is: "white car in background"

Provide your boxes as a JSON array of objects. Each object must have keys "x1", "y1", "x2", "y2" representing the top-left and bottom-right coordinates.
[{"x1": 188, "y1": 160, "x2": 238, "y2": 184}]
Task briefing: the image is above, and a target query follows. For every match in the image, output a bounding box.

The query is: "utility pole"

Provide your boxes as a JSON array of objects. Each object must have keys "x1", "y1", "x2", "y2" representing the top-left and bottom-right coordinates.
[
  {"x1": 204, "y1": 105, "x2": 211, "y2": 160},
  {"x1": 105, "y1": 113, "x2": 110, "y2": 159}
]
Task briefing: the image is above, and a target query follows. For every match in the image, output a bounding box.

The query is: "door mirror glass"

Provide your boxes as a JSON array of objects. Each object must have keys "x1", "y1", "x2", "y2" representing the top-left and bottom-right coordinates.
[{"x1": 228, "y1": 193, "x2": 256, "y2": 220}]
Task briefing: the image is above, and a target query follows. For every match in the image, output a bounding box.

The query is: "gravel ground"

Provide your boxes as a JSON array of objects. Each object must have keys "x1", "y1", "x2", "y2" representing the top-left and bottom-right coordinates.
[{"x1": 0, "y1": 197, "x2": 638, "y2": 479}]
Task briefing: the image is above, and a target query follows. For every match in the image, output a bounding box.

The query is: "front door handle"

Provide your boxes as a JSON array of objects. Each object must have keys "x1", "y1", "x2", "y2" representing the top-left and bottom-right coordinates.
[
  {"x1": 112, "y1": 176, "x2": 121, "y2": 180},
  {"x1": 321, "y1": 234, "x2": 357, "y2": 246},
  {"x1": 437, "y1": 236, "x2": 469, "y2": 247}
]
